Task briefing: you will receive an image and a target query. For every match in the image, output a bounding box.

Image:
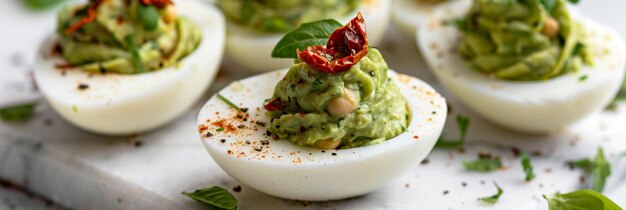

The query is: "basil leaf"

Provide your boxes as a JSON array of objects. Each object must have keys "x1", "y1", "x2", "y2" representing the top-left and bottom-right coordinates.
[
  {"x1": 183, "y1": 186, "x2": 237, "y2": 210},
  {"x1": 0, "y1": 103, "x2": 36, "y2": 122},
  {"x1": 591, "y1": 148, "x2": 610, "y2": 193},
  {"x1": 567, "y1": 0, "x2": 581, "y2": 4},
  {"x1": 463, "y1": 154, "x2": 502, "y2": 172},
  {"x1": 568, "y1": 148, "x2": 611, "y2": 193},
  {"x1": 521, "y1": 153, "x2": 536, "y2": 181},
  {"x1": 271, "y1": 19, "x2": 343, "y2": 58},
  {"x1": 137, "y1": 4, "x2": 159, "y2": 31},
  {"x1": 543, "y1": 190, "x2": 622, "y2": 210},
  {"x1": 540, "y1": 0, "x2": 557, "y2": 12},
  {"x1": 435, "y1": 115, "x2": 470, "y2": 149},
  {"x1": 124, "y1": 35, "x2": 145, "y2": 73},
  {"x1": 23, "y1": 0, "x2": 66, "y2": 10},
  {"x1": 478, "y1": 182, "x2": 503, "y2": 204}
]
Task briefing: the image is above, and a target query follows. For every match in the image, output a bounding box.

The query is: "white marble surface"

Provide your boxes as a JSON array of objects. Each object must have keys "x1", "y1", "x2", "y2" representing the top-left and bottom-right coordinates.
[{"x1": 0, "y1": 0, "x2": 626, "y2": 210}]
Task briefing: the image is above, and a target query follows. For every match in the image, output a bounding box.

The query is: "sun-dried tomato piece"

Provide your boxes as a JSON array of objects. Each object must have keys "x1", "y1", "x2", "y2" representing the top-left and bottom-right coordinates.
[
  {"x1": 264, "y1": 98, "x2": 288, "y2": 112},
  {"x1": 297, "y1": 12, "x2": 368, "y2": 73},
  {"x1": 64, "y1": 0, "x2": 105, "y2": 35}
]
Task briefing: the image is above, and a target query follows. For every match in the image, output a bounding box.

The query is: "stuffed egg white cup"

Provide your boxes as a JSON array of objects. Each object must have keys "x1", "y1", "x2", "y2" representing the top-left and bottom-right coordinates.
[
  {"x1": 34, "y1": 1, "x2": 225, "y2": 135},
  {"x1": 417, "y1": 2, "x2": 626, "y2": 133},
  {"x1": 196, "y1": 70, "x2": 446, "y2": 200},
  {"x1": 393, "y1": 0, "x2": 470, "y2": 39},
  {"x1": 223, "y1": 0, "x2": 391, "y2": 73}
]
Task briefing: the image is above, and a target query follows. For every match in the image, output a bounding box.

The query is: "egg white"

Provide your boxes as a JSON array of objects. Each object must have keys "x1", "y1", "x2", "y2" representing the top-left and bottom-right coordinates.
[
  {"x1": 197, "y1": 69, "x2": 446, "y2": 201},
  {"x1": 392, "y1": 0, "x2": 470, "y2": 39},
  {"x1": 224, "y1": 0, "x2": 391, "y2": 73},
  {"x1": 417, "y1": 2, "x2": 626, "y2": 133},
  {"x1": 34, "y1": 1, "x2": 226, "y2": 135}
]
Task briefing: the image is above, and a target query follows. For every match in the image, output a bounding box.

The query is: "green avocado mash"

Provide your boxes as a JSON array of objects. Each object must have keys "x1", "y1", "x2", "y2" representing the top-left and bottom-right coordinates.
[
  {"x1": 455, "y1": 0, "x2": 592, "y2": 80},
  {"x1": 267, "y1": 49, "x2": 409, "y2": 149},
  {"x1": 218, "y1": 0, "x2": 360, "y2": 33},
  {"x1": 57, "y1": 0, "x2": 201, "y2": 74}
]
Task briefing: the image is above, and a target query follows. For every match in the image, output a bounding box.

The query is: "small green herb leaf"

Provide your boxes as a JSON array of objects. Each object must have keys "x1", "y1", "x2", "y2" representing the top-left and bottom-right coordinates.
[
  {"x1": 521, "y1": 153, "x2": 535, "y2": 181},
  {"x1": 22, "y1": 0, "x2": 66, "y2": 10},
  {"x1": 463, "y1": 154, "x2": 502, "y2": 172},
  {"x1": 478, "y1": 182, "x2": 503, "y2": 204},
  {"x1": 217, "y1": 93, "x2": 241, "y2": 111},
  {"x1": 124, "y1": 35, "x2": 145, "y2": 73},
  {"x1": 0, "y1": 103, "x2": 36, "y2": 122},
  {"x1": 183, "y1": 186, "x2": 237, "y2": 210},
  {"x1": 216, "y1": 127, "x2": 225, "y2": 132},
  {"x1": 591, "y1": 148, "x2": 610, "y2": 193},
  {"x1": 579, "y1": 75, "x2": 588, "y2": 82},
  {"x1": 271, "y1": 19, "x2": 343, "y2": 58},
  {"x1": 568, "y1": 148, "x2": 611, "y2": 193},
  {"x1": 543, "y1": 190, "x2": 622, "y2": 210},
  {"x1": 137, "y1": 4, "x2": 160, "y2": 31},
  {"x1": 435, "y1": 115, "x2": 470, "y2": 149}
]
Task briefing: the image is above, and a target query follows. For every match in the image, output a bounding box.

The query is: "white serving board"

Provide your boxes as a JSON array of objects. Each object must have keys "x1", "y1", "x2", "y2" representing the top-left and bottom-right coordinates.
[{"x1": 1, "y1": 0, "x2": 625, "y2": 209}]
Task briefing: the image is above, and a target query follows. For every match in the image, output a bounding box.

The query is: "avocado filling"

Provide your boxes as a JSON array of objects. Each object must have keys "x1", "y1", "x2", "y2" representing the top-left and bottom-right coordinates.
[
  {"x1": 454, "y1": 0, "x2": 592, "y2": 80},
  {"x1": 218, "y1": 0, "x2": 360, "y2": 33},
  {"x1": 57, "y1": 0, "x2": 202, "y2": 74}
]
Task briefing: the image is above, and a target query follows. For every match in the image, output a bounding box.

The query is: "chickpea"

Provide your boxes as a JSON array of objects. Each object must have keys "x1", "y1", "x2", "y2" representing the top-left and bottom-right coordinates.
[
  {"x1": 163, "y1": 5, "x2": 177, "y2": 24},
  {"x1": 327, "y1": 90, "x2": 357, "y2": 117},
  {"x1": 315, "y1": 138, "x2": 341, "y2": 149},
  {"x1": 542, "y1": 16, "x2": 559, "y2": 38}
]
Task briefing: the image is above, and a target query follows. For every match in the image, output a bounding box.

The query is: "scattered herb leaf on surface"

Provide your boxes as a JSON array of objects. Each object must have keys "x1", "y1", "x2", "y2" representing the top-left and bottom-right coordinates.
[
  {"x1": 0, "y1": 103, "x2": 36, "y2": 122},
  {"x1": 521, "y1": 153, "x2": 535, "y2": 181},
  {"x1": 463, "y1": 153, "x2": 502, "y2": 172},
  {"x1": 568, "y1": 148, "x2": 611, "y2": 192},
  {"x1": 435, "y1": 115, "x2": 470, "y2": 149},
  {"x1": 183, "y1": 186, "x2": 237, "y2": 210},
  {"x1": 217, "y1": 93, "x2": 241, "y2": 111},
  {"x1": 478, "y1": 182, "x2": 503, "y2": 204},
  {"x1": 543, "y1": 190, "x2": 622, "y2": 210}
]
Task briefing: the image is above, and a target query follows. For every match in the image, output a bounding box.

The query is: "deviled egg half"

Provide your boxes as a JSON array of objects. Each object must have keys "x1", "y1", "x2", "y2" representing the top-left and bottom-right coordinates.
[
  {"x1": 197, "y1": 14, "x2": 446, "y2": 200},
  {"x1": 217, "y1": 0, "x2": 391, "y2": 72},
  {"x1": 393, "y1": 0, "x2": 470, "y2": 39},
  {"x1": 418, "y1": 0, "x2": 626, "y2": 132},
  {"x1": 35, "y1": 0, "x2": 225, "y2": 135}
]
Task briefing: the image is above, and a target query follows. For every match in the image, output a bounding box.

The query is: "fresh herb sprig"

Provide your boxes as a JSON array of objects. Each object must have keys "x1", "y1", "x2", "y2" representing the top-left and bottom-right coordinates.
[
  {"x1": 271, "y1": 19, "x2": 342, "y2": 58},
  {"x1": 124, "y1": 35, "x2": 145, "y2": 73},
  {"x1": 568, "y1": 148, "x2": 611, "y2": 192},
  {"x1": 183, "y1": 186, "x2": 237, "y2": 210},
  {"x1": 435, "y1": 115, "x2": 470, "y2": 149},
  {"x1": 478, "y1": 182, "x2": 503, "y2": 204},
  {"x1": 521, "y1": 153, "x2": 536, "y2": 181},
  {"x1": 543, "y1": 190, "x2": 622, "y2": 210},
  {"x1": 463, "y1": 153, "x2": 502, "y2": 172}
]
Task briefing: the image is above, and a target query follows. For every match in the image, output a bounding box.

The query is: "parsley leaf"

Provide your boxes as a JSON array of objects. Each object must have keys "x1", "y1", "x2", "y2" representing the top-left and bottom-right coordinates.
[
  {"x1": 568, "y1": 148, "x2": 611, "y2": 192},
  {"x1": 543, "y1": 190, "x2": 622, "y2": 210},
  {"x1": 521, "y1": 153, "x2": 536, "y2": 181},
  {"x1": 183, "y1": 186, "x2": 237, "y2": 210},
  {"x1": 0, "y1": 103, "x2": 36, "y2": 122},
  {"x1": 478, "y1": 182, "x2": 503, "y2": 204},
  {"x1": 463, "y1": 153, "x2": 502, "y2": 172},
  {"x1": 271, "y1": 19, "x2": 343, "y2": 58},
  {"x1": 435, "y1": 115, "x2": 470, "y2": 149}
]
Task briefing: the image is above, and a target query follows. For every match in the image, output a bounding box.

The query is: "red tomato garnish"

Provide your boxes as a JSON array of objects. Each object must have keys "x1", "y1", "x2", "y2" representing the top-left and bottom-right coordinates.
[
  {"x1": 297, "y1": 12, "x2": 368, "y2": 73},
  {"x1": 263, "y1": 98, "x2": 288, "y2": 112},
  {"x1": 139, "y1": 0, "x2": 173, "y2": 9}
]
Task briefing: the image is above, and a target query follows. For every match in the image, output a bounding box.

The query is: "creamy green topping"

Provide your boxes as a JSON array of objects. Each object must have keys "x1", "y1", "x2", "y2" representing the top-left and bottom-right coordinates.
[
  {"x1": 218, "y1": 0, "x2": 360, "y2": 33},
  {"x1": 57, "y1": 0, "x2": 202, "y2": 74},
  {"x1": 267, "y1": 49, "x2": 409, "y2": 149},
  {"x1": 455, "y1": 0, "x2": 592, "y2": 80}
]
